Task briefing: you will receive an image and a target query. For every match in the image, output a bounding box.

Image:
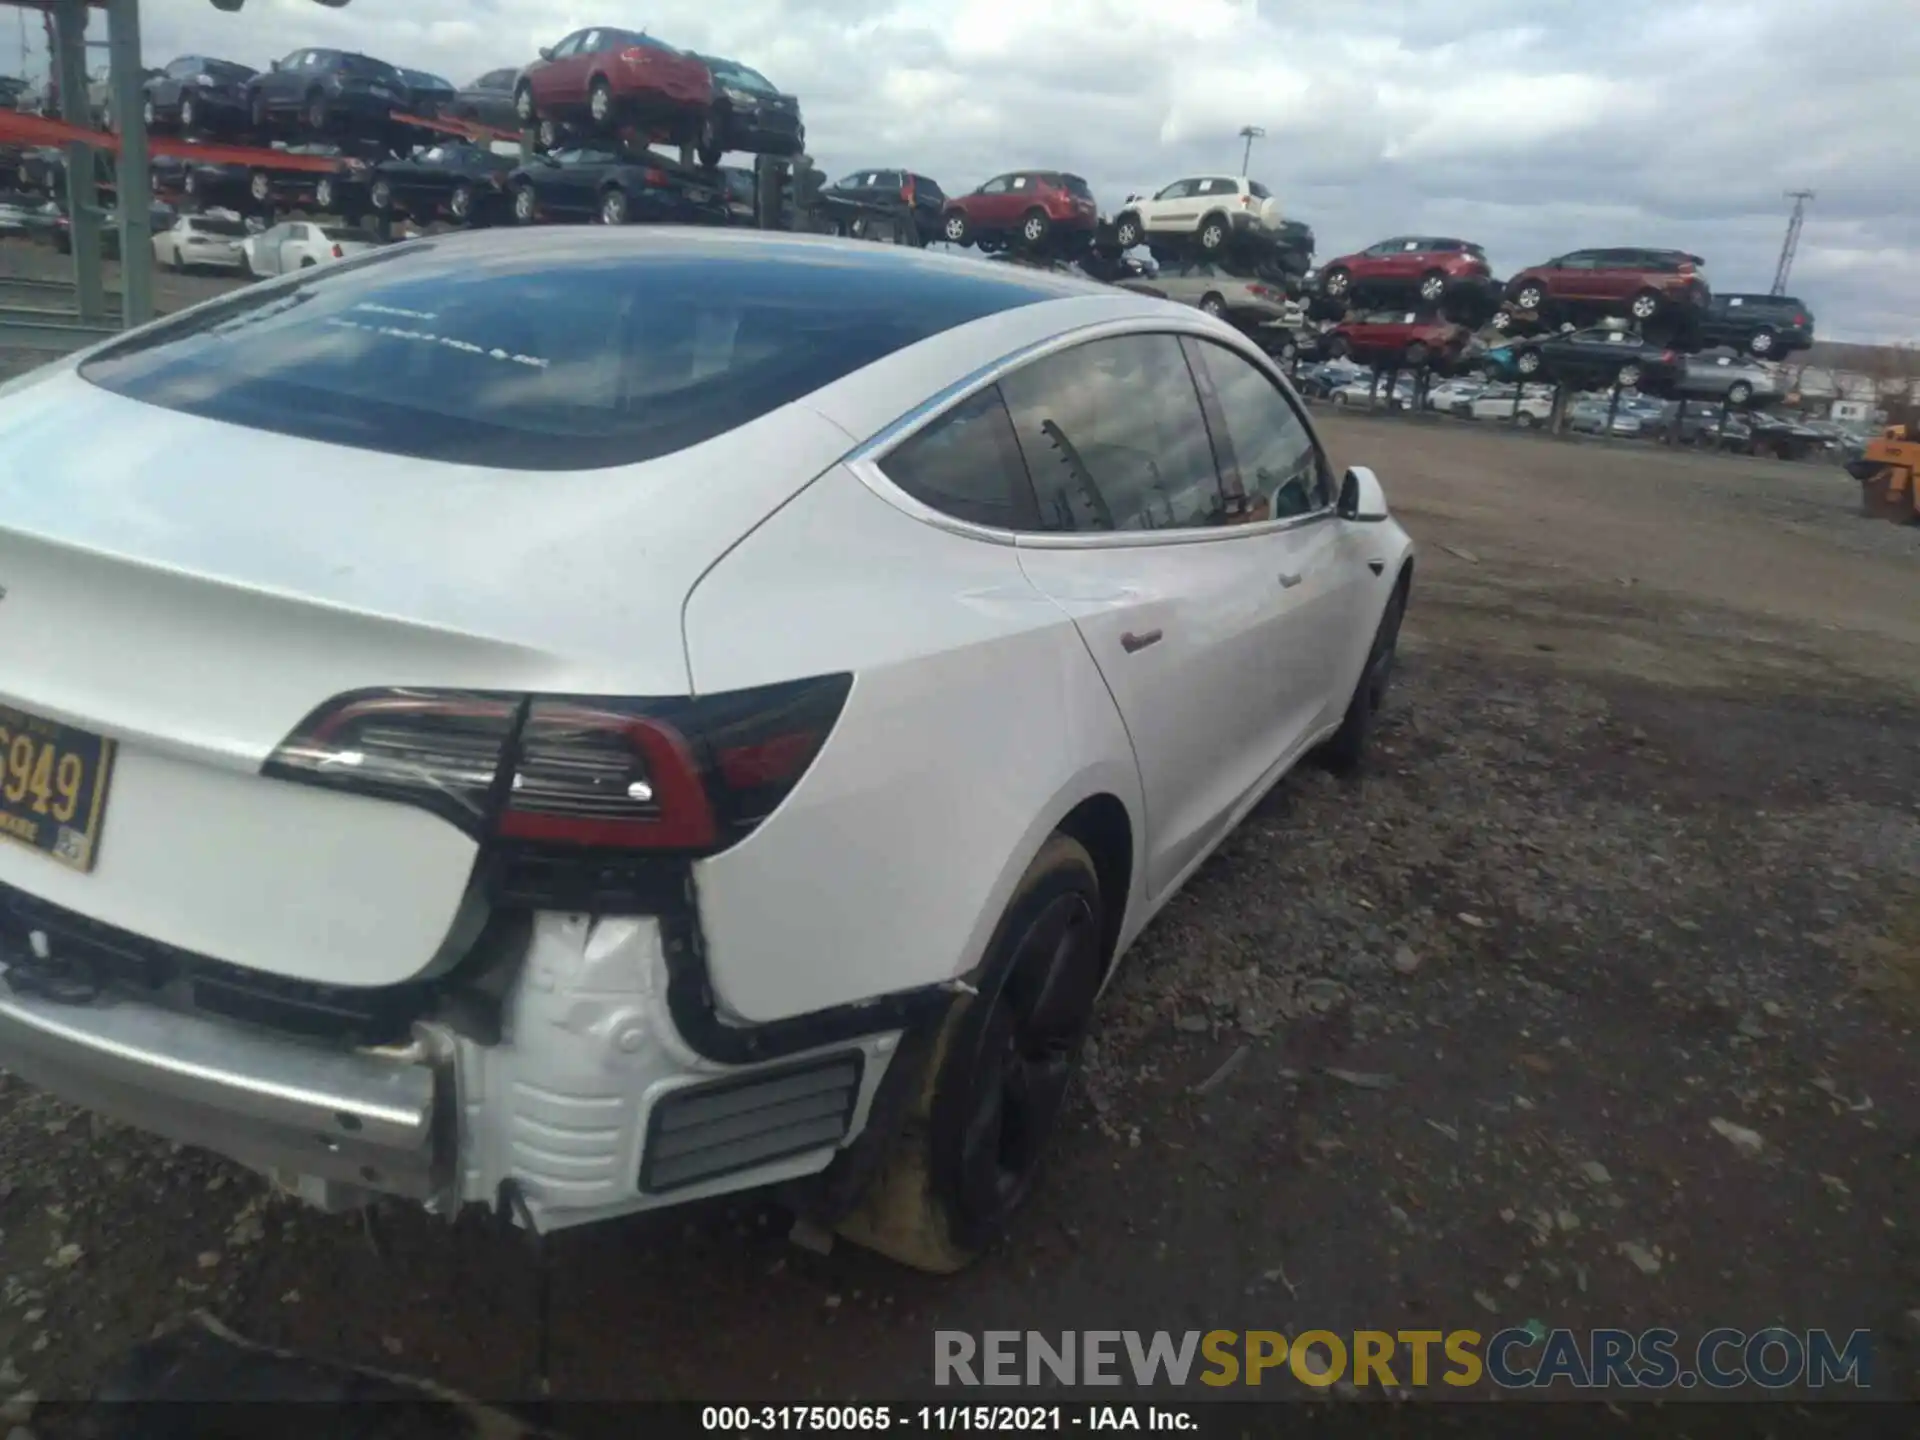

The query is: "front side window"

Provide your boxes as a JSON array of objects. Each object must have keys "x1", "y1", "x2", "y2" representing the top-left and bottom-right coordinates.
[
  {"x1": 1154, "y1": 180, "x2": 1193, "y2": 200},
  {"x1": 1188, "y1": 340, "x2": 1328, "y2": 519},
  {"x1": 999, "y1": 334, "x2": 1225, "y2": 533},
  {"x1": 878, "y1": 384, "x2": 1035, "y2": 529},
  {"x1": 977, "y1": 176, "x2": 1010, "y2": 194}
]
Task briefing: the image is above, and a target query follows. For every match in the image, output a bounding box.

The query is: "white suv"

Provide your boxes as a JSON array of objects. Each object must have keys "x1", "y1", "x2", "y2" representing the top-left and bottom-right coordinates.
[{"x1": 1113, "y1": 176, "x2": 1284, "y2": 254}]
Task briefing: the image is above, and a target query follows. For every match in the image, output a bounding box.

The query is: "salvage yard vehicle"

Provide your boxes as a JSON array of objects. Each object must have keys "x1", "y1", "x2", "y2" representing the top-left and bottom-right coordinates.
[
  {"x1": 1322, "y1": 310, "x2": 1474, "y2": 373},
  {"x1": 514, "y1": 29, "x2": 713, "y2": 146},
  {"x1": 1316, "y1": 235, "x2": 1491, "y2": 307},
  {"x1": 1487, "y1": 326, "x2": 1684, "y2": 395},
  {"x1": 1694, "y1": 292, "x2": 1815, "y2": 358},
  {"x1": 939, "y1": 170, "x2": 1100, "y2": 252},
  {"x1": 151, "y1": 212, "x2": 250, "y2": 273},
  {"x1": 1675, "y1": 348, "x2": 1776, "y2": 408},
  {"x1": 1505, "y1": 248, "x2": 1710, "y2": 328},
  {"x1": 1467, "y1": 384, "x2": 1554, "y2": 425},
  {"x1": 1112, "y1": 175, "x2": 1278, "y2": 254},
  {"x1": 240, "y1": 218, "x2": 378, "y2": 275},
  {"x1": 1114, "y1": 265, "x2": 1296, "y2": 325},
  {"x1": 507, "y1": 146, "x2": 726, "y2": 226},
  {"x1": 824, "y1": 169, "x2": 946, "y2": 243},
  {"x1": 0, "y1": 230, "x2": 1412, "y2": 1273},
  {"x1": 690, "y1": 54, "x2": 805, "y2": 166},
  {"x1": 447, "y1": 69, "x2": 523, "y2": 133},
  {"x1": 142, "y1": 55, "x2": 258, "y2": 136},
  {"x1": 371, "y1": 141, "x2": 515, "y2": 227},
  {"x1": 246, "y1": 49, "x2": 407, "y2": 142}
]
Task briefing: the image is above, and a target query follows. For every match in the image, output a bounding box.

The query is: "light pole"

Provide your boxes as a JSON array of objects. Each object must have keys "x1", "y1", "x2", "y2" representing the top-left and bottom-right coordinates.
[{"x1": 1237, "y1": 125, "x2": 1266, "y2": 175}]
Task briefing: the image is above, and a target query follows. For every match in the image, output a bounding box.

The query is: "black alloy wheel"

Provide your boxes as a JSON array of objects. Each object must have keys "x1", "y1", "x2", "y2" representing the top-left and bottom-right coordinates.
[
  {"x1": 512, "y1": 183, "x2": 538, "y2": 224},
  {"x1": 600, "y1": 186, "x2": 629, "y2": 225},
  {"x1": 1200, "y1": 293, "x2": 1226, "y2": 316}
]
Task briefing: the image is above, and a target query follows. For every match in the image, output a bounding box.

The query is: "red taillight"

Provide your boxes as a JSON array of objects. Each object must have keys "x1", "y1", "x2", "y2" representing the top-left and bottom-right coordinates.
[
  {"x1": 619, "y1": 46, "x2": 651, "y2": 64},
  {"x1": 644, "y1": 167, "x2": 669, "y2": 186},
  {"x1": 1248, "y1": 283, "x2": 1276, "y2": 299},
  {"x1": 901, "y1": 177, "x2": 915, "y2": 205},
  {"x1": 1795, "y1": 313, "x2": 1807, "y2": 325},
  {"x1": 331, "y1": 243, "x2": 343, "y2": 258},
  {"x1": 264, "y1": 675, "x2": 852, "y2": 857},
  {"x1": 1662, "y1": 350, "x2": 1677, "y2": 364}
]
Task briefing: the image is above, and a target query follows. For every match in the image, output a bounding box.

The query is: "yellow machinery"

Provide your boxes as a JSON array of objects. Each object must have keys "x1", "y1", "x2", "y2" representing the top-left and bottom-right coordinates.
[{"x1": 1849, "y1": 425, "x2": 1920, "y2": 524}]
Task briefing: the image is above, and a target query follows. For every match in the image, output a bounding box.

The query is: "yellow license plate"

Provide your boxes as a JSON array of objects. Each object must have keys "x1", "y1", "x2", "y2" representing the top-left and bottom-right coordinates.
[{"x1": 0, "y1": 704, "x2": 117, "y2": 873}]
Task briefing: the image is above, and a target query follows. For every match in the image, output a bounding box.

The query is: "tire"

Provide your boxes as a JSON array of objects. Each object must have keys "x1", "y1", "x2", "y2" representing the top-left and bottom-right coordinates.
[
  {"x1": 1748, "y1": 328, "x2": 1777, "y2": 357},
  {"x1": 1318, "y1": 575, "x2": 1409, "y2": 775},
  {"x1": 179, "y1": 94, "x2": 197, "y2": 132},
  {"x1": 941, "y1": 210, "x2": 971, "y2": 246},
  {"x1": 1200, "y1": 292, "x2": 1226, "y2": 317},
  {"x1": 305, "y1": 91, "x2": 328, "y2": 133},
  {"x1": 1490, "y1": 308, "x2": 1512, "y2": 333},
  {"x1": 1515, "y1": 349, "x2": 1541, "y2": 375},
  {"x1": 1404, "y1": 341, "x2": 1429, "y2": 369},
  {"x1": 169, "y1": 248, "x2": 183, "y2": 274},
  {"x1": 1332, "y1": 392, "x2": 1350, "y2": 406},
  {"x1": 1113, "y1": 212, "x2": 1142, "y2": 250},
  {"x1": 370, "y1": 179, "x2": 392, "y2": 212},
  {"x1": 588, "y1": 79, "x2": 613, "y2": 127},
  {"x1": 537, "y1": 119, "x2": 560, "y2": 152},
  {"x1": 514, "y1": 83, "x2": 534, "y2": 123},
  {"x1": 449, "y1": 184, "x2": 474, "y2": 224},
  {"x1": 249, "y1": 171, "x2": 271, "y2": 203},
  {"x1": 251, "y1": 93, "x2": 269, "y2": 132},
  {"x1": 142, "y1": 98, "x2": 156, "y2": 129},
  {"x1": 512, "y1": 183, "x2": 537, "y2": 224},
  {"x1": 600, "y1": 186, "x2": 628, "y2": 226},
  {"x1": 1726, "y1": 381, "x2": 1753, "y2": 407},
  {"x1": 1019, "y1": 208, "x2": 1050, "y2": 247},
  {"x1": 299, "y1": 257, "x2": 316, "y2": 269},
  {"x1": 1416, "y1": 270, "x2": 1447, "y2": 305},
  {"x1": 696, "y1": 109, "x2": 726, "y2": 170},
  {"x1": 837, "y1": 833, "x2": 1106, "y2": 1273},
  {"x1": 1197, "y1": 214, "x2": 1227, "y2": 252},
  {"x1": 1321, "y1": 266, "x2": 1352, "y2": 300},
  {"x1": 1515, "y1": 411, "x2": 1538, "y2": 429},
  {"x1": 315, "y1": 178, "x2": 334, "y2": 211},
  {"x1": 1325, "y1": 335, "x2": 1351, "y2": 360},
  {"x1": 1616, "y1": 363, "x2": 1642, "y2": 389},
  {"x1": 1629, "y1": 290, "x2": 1661, "y2": 323},
  {"x1": 1513, "y1": 283, "x2": 1544, "y2": 312}
]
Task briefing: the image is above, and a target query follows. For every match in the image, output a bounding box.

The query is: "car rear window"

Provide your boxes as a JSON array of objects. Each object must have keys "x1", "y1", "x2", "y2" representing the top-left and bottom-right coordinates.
[
  {"x1": 1061, "y1": 175, "x2": 1093, "y2": 198},
  {"x1": 205, "y1": 61, "x2": 253, "y2": 82},
  {"x1": 339, "y1": 55, "x2": 398, "y2": 79},
  {"x1": 79, "y1": 234, "x2": 1067, "y2": 471},
  {"x1": 1248, "y1": 181, "x2": 1272, "y2": 199},
  {"x1": 320, "y1": 226, "x2": 371, "y2": 241},
  {"x1": 190, "y1": 217, "x2": 248, "y2": 236}
]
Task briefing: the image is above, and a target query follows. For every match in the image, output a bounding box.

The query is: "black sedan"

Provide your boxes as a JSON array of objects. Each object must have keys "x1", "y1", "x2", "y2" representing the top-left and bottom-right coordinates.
[
  {"x1": 371, "y1": 142, "x2": 515, "y2": 226},
  {"x1": 690, "y1": 54, "x2": 804, "y2": 167},
  {"x1": 396, "y1": 68, "x2": 457, "y2": 120},
  {"x1": 1503, "y1": 326, "x2": 1684, "y2": 396},
  {"x1": 819, "y1": 168, "x2": 945, "y2": 243},
  {"x1": 507, "y1": 147, "x2": 726, "y2": 227},
  {"x1": 447, "y1": 68, "x2": 522, "y2": 133},
  {"x1": 142, "y1": 55, "x2": 256, "y2": 136}
]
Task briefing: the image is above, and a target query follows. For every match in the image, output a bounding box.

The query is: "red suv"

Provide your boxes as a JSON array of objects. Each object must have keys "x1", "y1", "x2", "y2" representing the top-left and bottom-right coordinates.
[
  {"x1": 515, "y1": 28, "x2": 712, "y2": 144},
  {"x1": 1505, "y1": 248, "x2": 1710, "y2": 326},
  {"x1": 939, "y1": 171, "x2": 1099, "y2": 251},
  {"x1": 1323, "y1": 311, "x2": 1473, "y2": 371},
  {"x1": 1318, "y1": 236, "x2": 1490, "y2": 307}
]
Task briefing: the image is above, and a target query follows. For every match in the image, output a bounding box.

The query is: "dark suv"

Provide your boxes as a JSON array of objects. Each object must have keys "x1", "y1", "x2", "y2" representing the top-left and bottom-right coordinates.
[
  {"x1": 1318, "y1": 236, "x2": 1491, "y2": 306},
  {"x1": 1505, "y1": 248, "x2": 1710, "y2": 327},
  {"x1": 1694, "y1": 293, "x2": 1815, "y2": 358},
  {"x1": 823, "y1": 169, "x2": 946, "y2": 240}
]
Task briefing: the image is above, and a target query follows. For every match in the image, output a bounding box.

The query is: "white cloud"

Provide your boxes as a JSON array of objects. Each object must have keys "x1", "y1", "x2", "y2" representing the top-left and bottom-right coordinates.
[{"x1": 4, "y1": 0, "x2": 1914, "y2": 339}]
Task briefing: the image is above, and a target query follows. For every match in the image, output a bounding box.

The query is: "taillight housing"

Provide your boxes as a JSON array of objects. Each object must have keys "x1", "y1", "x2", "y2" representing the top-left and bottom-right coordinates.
[
  {"x1": 263, "y1": 675, "x2": 853, "y2": 860},
  {"x1": 330, "y1": 243, "x2": 343, "y2": 258},
  {"x1": 901, "y1": 176, "x2": 915, "y2": 205},
  {"x1": 620, "y1": 46, "x2": 651, "y2": 64}
]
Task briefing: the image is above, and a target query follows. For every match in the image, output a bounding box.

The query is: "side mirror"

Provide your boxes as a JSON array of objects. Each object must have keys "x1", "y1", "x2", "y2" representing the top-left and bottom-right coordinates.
[
  {"x1": 1337, "y1": 466, "x2": 1389, "y2": 523},
  {"x1": 538, "y1": 47, "x2": 555, "y2": 61}
]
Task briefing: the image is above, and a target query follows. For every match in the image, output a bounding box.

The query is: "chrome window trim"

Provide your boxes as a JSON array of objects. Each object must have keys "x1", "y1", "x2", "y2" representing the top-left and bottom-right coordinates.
[{"x1": 839, "y1": 313, "x2": 1337, "y2": 551}]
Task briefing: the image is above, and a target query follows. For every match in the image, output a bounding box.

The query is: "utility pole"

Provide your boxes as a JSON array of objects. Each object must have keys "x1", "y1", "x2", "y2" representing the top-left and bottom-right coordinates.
[
  {"x1": 1771, "y1": 190, "x2": 1813, "y2": 296},
  {"x1": 1237, "y1": 125, "x2": 1266, "y2": 176}
]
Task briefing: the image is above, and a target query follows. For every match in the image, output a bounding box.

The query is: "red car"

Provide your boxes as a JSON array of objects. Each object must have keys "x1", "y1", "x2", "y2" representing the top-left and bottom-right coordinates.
[
  {"x1": 1322, "y1": 311, "x2": 1473, "y2": 371},
  {"x1": 1318, "y1": 235, "x2": 1491, "y2": 307},
  {"x1": 938, "y1": 170, "x2": 1099, "y2": 251},
  {"x1": 514, "y1": 27, "x2": 712, "y2": 144},
  {"x1": 1505, "y1": 247, "x2": 1710, "y2": 326}
]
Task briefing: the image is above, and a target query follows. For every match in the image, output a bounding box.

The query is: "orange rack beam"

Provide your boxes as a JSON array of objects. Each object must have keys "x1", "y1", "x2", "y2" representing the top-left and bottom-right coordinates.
[{"x1": 0, "y1": 108, "x2": 523, "y2": 169}]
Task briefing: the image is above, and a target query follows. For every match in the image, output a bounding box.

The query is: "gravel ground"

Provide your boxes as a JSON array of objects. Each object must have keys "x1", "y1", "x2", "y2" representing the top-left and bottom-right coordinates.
[{"x1": 0, "y1": 254, "x2": 1917, "y2": 1415}]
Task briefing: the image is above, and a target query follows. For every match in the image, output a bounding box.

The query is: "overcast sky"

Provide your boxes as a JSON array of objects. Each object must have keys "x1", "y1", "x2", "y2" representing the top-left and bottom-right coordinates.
[{"x1": 7, "y1": 0, "x2": 1916, "y2": 342}]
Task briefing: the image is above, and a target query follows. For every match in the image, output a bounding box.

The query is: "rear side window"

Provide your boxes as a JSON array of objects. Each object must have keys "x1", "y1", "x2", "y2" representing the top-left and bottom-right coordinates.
[
  {"x1": 999, "y1": 334, "x2": 1225, "y2": 532},
  {"x1": 878, "y1": 384, "x2": 1036, "y2": 530},
  {"x1": 1248, "y1": 181, "x2": 1272, "y2": 199},
  {"x1": 80, "y1": 238, "x2": 1063, "y2": 471}
]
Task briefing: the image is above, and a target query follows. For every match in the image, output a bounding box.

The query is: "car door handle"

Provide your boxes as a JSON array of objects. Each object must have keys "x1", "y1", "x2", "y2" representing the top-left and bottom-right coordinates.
[
  {"x1": 1120, "y1": 629, "x2": 1163, "y2": 654},
  {"x1": 1277, "y1": 571, "x2": 1304, "y2": 589}
]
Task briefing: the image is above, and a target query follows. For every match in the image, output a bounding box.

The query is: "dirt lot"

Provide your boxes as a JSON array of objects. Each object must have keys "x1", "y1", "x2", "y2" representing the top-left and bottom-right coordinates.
[{"x1": 1, "y1": 245, "x2": 1918, "y2": 1413}]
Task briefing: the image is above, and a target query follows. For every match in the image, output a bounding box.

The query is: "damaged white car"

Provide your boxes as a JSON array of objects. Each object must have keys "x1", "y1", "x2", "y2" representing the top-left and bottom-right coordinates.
[{"x1": 0, "y1": 228, "x2": 1412, "y2": 1271}]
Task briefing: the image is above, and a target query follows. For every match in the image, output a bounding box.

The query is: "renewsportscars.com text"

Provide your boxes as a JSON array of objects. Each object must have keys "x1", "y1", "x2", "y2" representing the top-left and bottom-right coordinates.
[{"x1": 934, "y1": 1328, "x2": 1872, "y2": 1390}]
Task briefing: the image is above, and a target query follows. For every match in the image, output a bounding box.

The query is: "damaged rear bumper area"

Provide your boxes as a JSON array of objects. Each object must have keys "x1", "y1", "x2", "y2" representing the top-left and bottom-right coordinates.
[{"x1": 0, "y1": 900, "x2": 905, "y2": 1232}]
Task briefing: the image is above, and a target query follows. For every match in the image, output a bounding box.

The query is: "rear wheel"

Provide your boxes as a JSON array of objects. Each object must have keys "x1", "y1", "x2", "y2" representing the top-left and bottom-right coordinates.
[
  {"x1": 1748, "y1": 327, "x2": 1777, "y2": 357},
  {"x1": 1198, "y1": 213, "x2": 1227, "y2": 252},
  {"x1": 514, "y1": 83, "x2": 535, "y2": 123},
  {"x1": 180, "y1": 93, "x2": 199, "y2": 133},
  {"x1": 1515, "y1": 349, "x2": 1542, "y2": 376},
  {"x1": 1318, "y1": 575, "x2": 1409, "y2": 775},
  {"x1": 449, "y1": 184, "x2": 474, "y2": 224},
  {"x1": 1321, "y1": 266, "x2": 1352, "y2": 300},
  {"x1": 249, "y1": 171, "x2": 272, "y2": 205},
  {"x1": 1726, "y1": 380, "x2": 1753, "y2": 406},
  {"x1": 1616, "y1": 363, "x2": 1643, "y2": 389},
  {"x1": 1404, "y1": 340, "x2": 1430, "y2": 369},
  {"x1": 600, "y1": 186, "x2": 629, "y2": 225},
  {"x1": 370, "y1": 179, "x2": 392, "y2": 212},
  {"x1": 1019, "y1": 208, "x2": 1050, "y2": 247},
  {"x1": 1629, "y1": 289, "x2": 1662, "y2": 324},
  {"x1": 512, "y1": 183, "x2": 538, "y2": 224},
  {"x1": 838, "y1": 834, "x2": 1106, "y2": 1273},
  {"x1": 1513, "y1": 282, "x2": 1544, "y2": 312},
  {"x1": 696, "y1": 108, "x2": 726, "y2": 170},
  {"x1": 1325, "y1": 335, "x2": 1351, "y2": 360},
  {"x1": 1200, "y1": 292, "x2": 1226, "y2": 317},
  {"x1": 588, "y1": 79, "x2": 613, "y2": 127},
  {"x1": 1416, "y1": 269, "x2": 1446, "y2": 304},
  {"x1": 942, "y1": 210, "x2": 972, "y2": 246},
  {"x1": 305, "y1": 90, "x2": 328, "y2": 133},
  {"x1": 315, "y1": 177, "x2": 335, "y2": 211},
  {"x1": 1113, "y1": 211, "x2": 1142, "y2": 249}
]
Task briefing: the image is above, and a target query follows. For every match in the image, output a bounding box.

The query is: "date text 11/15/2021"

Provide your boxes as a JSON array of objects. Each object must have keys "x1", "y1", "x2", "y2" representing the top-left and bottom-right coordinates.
[{"x1": 701, "y1": 1406, "x2": 1195, "y2": 1432}]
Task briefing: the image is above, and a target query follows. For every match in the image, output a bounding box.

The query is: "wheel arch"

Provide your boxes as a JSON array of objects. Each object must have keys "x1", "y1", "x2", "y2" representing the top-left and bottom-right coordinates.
[{"x1": 1199, "y1": 207, "x2": 1231, "y2": 234}]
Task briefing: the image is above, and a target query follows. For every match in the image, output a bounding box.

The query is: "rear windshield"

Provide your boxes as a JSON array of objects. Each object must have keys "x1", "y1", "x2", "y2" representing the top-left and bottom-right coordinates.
[
  {"x1": 1248, "y1": 181, "x2": 1272, "y2": 199},
  {"x1": 711, "y1": 62, "x2": 776, "y2": 93},
  {"x1": 204, "y1": 60, "x2": 254, "y2": 82},
  {"x1": 338, "y1": 54, "x2": 398, "y2": 79},
  {"x1": 79, "y1": 236, "x2": 1061, "y2": 471},
  {"x1": 1060, "y1": 175, "x2": 1093, "y2": 198},
  {"x1": 188, "y1": 217, "x2": 248, "y2": 236},
  {"x1": 321, "y1": 226, "x2": 371, "y2": 241}
]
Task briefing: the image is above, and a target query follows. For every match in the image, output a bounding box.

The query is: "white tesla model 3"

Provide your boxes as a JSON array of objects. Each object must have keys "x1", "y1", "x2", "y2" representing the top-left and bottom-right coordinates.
[{"x1": 0, "y1": 228, "x2": 1412, "y2": 1271}]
